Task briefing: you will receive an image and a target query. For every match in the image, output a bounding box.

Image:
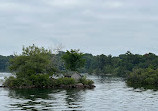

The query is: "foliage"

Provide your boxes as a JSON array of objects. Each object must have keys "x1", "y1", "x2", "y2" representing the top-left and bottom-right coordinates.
[
  {"x1": 29, "y1": 74, "x2": 51, "y2": 87},
  {"x1": 79, "y1": 77, "x2": 94, "y2": 85},
  {"x1": 62, "y1": 49, "x2": 85, "y2": 71},
  {"x1": 3, "y1": 50, "x2": 158, "y2": 78},
  {"x1": 4, "y1": 75, "x2": 77, "y2": 88},
  {"x1": 3, "y1": 46, "x2": 95, "y2": 88},
  {"x1": 3, "y1": 76, "x2": 32, "y2": 88},
  {"x1": 56, "y1": 77, "x2": 76, "y2": 86},
  {"x1": 4, "y1": 45, "x2": 58, "y2": 88},
  {"x1": 127, "y1": 68, "x2": 158, "y2": 88},
  {"x1": 3, "y1": 47, "x2": 158, "y2": 89},
  {"x1": 9, "y1": 44, "x2": 54, "y2": 78},
  {"x1": 79, "y1": 51, "x2": 158, "y2": 78}
]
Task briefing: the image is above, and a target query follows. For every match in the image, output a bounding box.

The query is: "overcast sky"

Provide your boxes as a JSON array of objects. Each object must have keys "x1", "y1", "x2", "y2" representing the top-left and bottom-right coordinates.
[{"x1": 0, "y1": 0, "x2": 158, "y2": 56}]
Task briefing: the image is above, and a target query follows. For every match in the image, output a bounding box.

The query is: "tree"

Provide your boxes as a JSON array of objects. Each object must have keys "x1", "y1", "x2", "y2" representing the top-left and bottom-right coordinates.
[
  {"x1": 9, "y1": 44, "x2": 54, "y2": 78},
  {"x1": 62, "y1": 49, "x2": 85, "y2": 71},
  {"x1": 0, "y1": 55, "x2": 13, "y2": 72}
]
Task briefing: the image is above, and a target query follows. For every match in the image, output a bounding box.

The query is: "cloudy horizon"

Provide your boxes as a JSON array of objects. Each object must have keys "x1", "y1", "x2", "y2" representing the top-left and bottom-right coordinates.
[{"x1": 0, "y1": 0, "x2": 158, "y2": 56}]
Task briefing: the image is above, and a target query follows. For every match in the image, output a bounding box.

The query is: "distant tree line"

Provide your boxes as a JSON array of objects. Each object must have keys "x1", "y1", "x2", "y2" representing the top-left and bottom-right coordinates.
[
  {"x1": 0, "y1": 55, "x2": 13, "y2": 72},
  {"x1": 81, "y1": 51, "x2": 158, "y2": 77},
  {"x1": 1, "y1": 51, "x2": 158, "y2": 77},
  {"x1": 2, "y1": 49, "x2": 158, "y2": 89}
]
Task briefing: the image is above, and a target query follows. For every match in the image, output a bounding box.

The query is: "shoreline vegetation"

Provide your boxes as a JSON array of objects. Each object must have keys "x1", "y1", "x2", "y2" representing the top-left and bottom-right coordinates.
[
  {"x1": 126, "y1": 68, "x2": 158, "y2": 89},
  {"x1": 3, "y1": 75, "x2": 95, "y2": 89},
  {"x1": 1, "y1": 45, "x2": 158, "y2": 89},
  {"x1": 2, "y1": 45, "x2": 95, "y2": 89}
]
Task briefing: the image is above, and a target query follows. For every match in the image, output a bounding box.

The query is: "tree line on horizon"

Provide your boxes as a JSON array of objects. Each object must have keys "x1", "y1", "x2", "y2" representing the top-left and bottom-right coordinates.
[
  {"x1": 0, "y1": 55, "x2": 13, "y2": 72},
  {"x1": 1, "y1": 50, "x2": 158, "y2": 77},
  {"x1": 81, "y1": 51, "x2": 158, "y2": 77}
]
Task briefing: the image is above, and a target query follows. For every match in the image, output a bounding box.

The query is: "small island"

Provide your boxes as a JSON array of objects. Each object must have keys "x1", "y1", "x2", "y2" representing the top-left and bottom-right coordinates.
[
  {"x1": 127, "y1": 68, "x2": 158, "y2": 89},
  {"x1": 3, "y1": 45, "x2": 95, "y2": 89}
]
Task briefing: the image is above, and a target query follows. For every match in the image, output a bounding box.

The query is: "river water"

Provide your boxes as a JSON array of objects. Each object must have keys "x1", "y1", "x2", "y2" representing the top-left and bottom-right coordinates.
[{"x1": 1, "y1": 73, "x2": 158, "y2": 111}]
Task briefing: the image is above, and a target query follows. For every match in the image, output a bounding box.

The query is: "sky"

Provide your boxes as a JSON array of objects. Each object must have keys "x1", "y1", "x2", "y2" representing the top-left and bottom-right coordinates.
[{"x1": 0, "y1": 0, "x2": 158, "y2": 56}]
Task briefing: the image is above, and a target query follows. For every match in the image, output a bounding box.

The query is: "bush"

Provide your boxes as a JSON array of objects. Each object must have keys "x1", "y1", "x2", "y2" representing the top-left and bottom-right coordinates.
[
  {"x1": 30, "y1": 74, "x2": 50, "y2": 87},
  {"x1": 3, "y1": 76, "x2": 16, "y2": 87},
  {"x1": 56, "y1": 77, "x2": 76, "y2": 86},
  {"x1": 79, "y1": 77, "x2": 94, "y2": 85},
  {"x1": 3, "y1": 76, "x2": 32, "y2": 88},
  {"x1": 4, "y1": 74, "x2": 52, "y2": 88},
  {"x1": 127, "y1": 68, "x2": 158, "y2": 88}
]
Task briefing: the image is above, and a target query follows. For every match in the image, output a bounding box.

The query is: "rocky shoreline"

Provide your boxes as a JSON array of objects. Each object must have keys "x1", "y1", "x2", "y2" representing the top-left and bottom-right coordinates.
[
  {"x1": 0, "y1": 83, "x2": 96, "y2": 89},
  {"x1": 59, "y1": 83, "x2": 96, "y2": 89}
]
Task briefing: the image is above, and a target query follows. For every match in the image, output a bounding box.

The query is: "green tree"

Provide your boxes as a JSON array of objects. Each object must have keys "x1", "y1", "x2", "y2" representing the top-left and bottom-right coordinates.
[
  {"x1": 9, "y1": 44, "x2": 54, "y2": 78},
  {"x1": 62, "y1": 49, "x2": 85, "y2": 71}
]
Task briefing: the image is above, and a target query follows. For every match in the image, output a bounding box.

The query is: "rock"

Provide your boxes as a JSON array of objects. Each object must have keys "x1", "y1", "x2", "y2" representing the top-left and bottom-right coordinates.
[
  {"x1": 75, "y1": 83, "x2": 84, "y2": 88},
  {"x1": 89, "y1": 85, "x2": 96, "y2": 88},
  {"x1": 84, "y1": 85, "x2": 89, "y2": 88},
  {"x1": 76, "y1": 83, "x2": 83, "y2": 86},
  {"x1": 71, "y1": 73, "x2": 82, "y2": 81}
]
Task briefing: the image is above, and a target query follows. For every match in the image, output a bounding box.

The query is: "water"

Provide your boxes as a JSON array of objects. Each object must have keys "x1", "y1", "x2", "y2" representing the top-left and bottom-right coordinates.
[{"x1": 1, "y1": 73, "x2": 158, "y2": 111}]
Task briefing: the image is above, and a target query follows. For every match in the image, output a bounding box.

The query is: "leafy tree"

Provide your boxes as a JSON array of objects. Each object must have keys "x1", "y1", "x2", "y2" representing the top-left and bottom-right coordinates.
[
  {"x1": 62, "y1": 49, "x2": 85, "y2": 71},
  {"x1": 9, "y1": 44, "x2": 54, "y2": 78},
  {"x1": 81, "y1": 53, "x2": 96, "y2": 73}
]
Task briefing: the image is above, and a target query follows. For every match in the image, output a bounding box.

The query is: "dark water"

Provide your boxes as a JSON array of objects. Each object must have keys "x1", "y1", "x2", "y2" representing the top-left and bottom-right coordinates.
[{"x1": 1, "y1": 73, "x2": 158, "y2": 111}]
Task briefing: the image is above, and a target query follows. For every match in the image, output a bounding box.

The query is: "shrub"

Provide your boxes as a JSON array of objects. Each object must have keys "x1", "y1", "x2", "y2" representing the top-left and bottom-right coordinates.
[
  {"x1": 3, "y1": 76, "x2": 32, "y2": 88},
  {"x1": 127, "y1": 68, "x2": 158, "y2": 88},
  {"x1": 30, "y1": 74, "x2": 50, "y2": 87},
  {"x1": 56, "y1": 77, "x2": 76, "y2": 86},
  {"x1": 3, "y1": 76, "x2": 16, "y2": 87},
  {"x1": 87, "y1": 79, "x2": 94, "y2": 85},
  {"x1": 79, "y1": 77, "x2": 94, "y2": 85}
]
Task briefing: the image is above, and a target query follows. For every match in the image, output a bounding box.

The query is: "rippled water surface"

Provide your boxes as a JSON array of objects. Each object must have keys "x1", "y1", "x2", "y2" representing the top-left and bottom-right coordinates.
[{"x1": 1, "y1": 73, "x2": 158, "y2": 111}]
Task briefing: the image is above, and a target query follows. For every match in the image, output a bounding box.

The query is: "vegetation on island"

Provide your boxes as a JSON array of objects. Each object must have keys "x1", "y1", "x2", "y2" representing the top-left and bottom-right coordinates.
[
  {"x1": 2, "y1": 46, "x2": 158, "y2": 89},
  {"x1": 62, "y1": 49, "x2": 85, "y2": 71},
  {"x1": 127, "y1": 68, "x2": 158, "y2": 89},
  {"x1": 3, "y1": 45, "x2": 94, "y2": 89},
  {"x1": 81, "y1": 51, "x2": 158, "y2": 77},
  {"x1": 81, "y1": 52, "x2": 158, "y2": 89}
]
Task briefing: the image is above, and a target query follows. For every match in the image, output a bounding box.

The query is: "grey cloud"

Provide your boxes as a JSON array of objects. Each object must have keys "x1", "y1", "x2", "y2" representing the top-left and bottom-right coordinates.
[{"x1": 0, "y1": 0, "x2": 158, "y2": 56}]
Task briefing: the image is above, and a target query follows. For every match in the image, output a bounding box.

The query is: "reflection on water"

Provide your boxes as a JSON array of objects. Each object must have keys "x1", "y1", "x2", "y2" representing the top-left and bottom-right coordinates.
[
  {"x1": 7, "y1": 88, "x2": 86, "y2": 111},
  {"x1": 1, "y1": 73, "x2": 158, "y2": 111},
  {"x1": 65, "y1": 89, "x2": 84, "y2": 109},
  {"x1": 8, "y1": 89, "x2": 53, "y2": 100}
]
